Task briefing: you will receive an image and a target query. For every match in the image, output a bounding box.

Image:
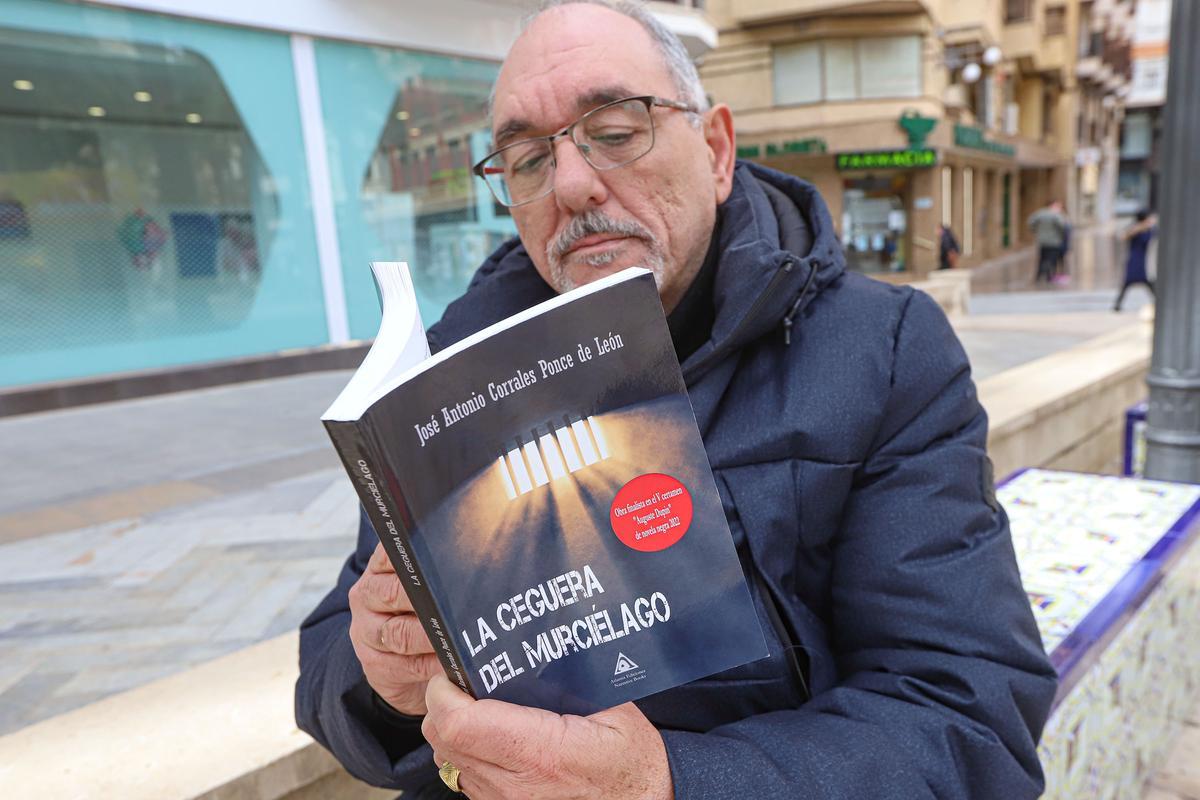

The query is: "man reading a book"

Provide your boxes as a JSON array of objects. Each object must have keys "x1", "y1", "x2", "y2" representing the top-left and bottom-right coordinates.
[{"x1": 296, "y1": 2, "x2": 1056, "y2": 798}]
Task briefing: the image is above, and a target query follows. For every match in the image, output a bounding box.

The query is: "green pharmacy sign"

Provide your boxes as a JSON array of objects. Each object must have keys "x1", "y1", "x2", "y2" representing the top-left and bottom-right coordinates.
[
  {"x1": 954, "y1": 124, "x2": 1016, "y2": 157},
  {"x1": 737, "y1": 138, "x2": 827, "y2": 159},
  {"x1": 836, "y1": 149, "x2": 937, "y2": 170},
  {"x1": 899, "y1": 111, "x2": 937, "y2": 148}
]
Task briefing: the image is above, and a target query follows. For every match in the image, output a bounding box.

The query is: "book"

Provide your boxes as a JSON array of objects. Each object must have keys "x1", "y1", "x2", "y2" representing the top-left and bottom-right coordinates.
[{"x1": 323, "y1": 262, "x2": 767, "y2": 715}]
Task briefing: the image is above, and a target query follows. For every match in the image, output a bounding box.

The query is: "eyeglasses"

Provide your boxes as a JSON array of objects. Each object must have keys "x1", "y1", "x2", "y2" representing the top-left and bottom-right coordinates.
[{"x1": 472, "y1": 95, "x2": 697, "y2": 208}]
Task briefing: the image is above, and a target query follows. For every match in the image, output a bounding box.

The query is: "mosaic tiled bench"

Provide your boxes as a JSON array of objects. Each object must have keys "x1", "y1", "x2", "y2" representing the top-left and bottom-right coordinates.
[{"x1": 1002, "y1": 469, "x2": 1200, "y2": 799}]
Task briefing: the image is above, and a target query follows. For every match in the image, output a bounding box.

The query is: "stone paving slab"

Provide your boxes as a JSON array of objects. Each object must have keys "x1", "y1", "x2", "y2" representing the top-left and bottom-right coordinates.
[
  {"x1": 0, "y1": 371, "x2": 350, "y2": 520},
  {"x1": 0, "y1": 468, "x2": 359, "y2": 735}
]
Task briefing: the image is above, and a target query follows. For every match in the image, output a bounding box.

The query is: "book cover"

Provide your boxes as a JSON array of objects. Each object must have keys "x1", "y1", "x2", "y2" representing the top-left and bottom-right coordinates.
[{"x1": 325, "y1": 264, "x2": 766, "y2": 715}]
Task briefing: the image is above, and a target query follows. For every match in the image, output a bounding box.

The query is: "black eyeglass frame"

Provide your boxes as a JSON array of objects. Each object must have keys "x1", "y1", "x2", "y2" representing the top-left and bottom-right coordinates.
[{"x1": 471, "y1": 95, "x2": 698, "y2": 208}]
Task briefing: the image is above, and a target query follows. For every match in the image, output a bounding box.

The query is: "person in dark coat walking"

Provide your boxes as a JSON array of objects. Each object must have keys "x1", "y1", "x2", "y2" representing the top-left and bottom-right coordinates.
[
  {"x1": 936, "y1": 222, "x2": 959, "y2": 269},
  {"x1": 1114, "y1": 210, "x2": 1157, "y2": 311},
  {"x1": 1028, "y1": 200, "x2": 1068, "y2": 284},
  {"x1": 295, "y1": 3, "x2": 1056, "y2": 799}
]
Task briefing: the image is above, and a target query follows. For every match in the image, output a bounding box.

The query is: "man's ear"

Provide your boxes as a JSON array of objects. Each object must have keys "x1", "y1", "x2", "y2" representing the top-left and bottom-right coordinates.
[{"x1": 704, "y1": 104, "x2": 736, "y2": 205}]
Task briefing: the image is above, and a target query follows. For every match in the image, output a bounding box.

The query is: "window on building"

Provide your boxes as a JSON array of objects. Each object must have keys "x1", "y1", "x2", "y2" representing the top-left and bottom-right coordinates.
[
  {"x1": 942, "y1": 167, "x2": 953, "y2": 228},
  {"x1": 1006, "y1": 0, "x2": 1033, "y2": 23},
  {"x1": 1043, "y1": 88, "x2": 1056, "y2": 140},
  {"x1": 1121, "y1": 112, "x2": 1152, "y2": 159},
  {"x1": 963, "y1": 168, "x2": 974, "y2": 256},
  {"x1": 773, "y1": 41, "x2": 822, "y2": 106},
  {"x1": 774, "y1": 36, "x2": 921, "y2": 106},
  {"x1": 822, "y1": 39, "x2": 858, "y2": 102},
  {"x1": 1078, "y1": 3, "x2": 1093, "y2": 58},
  {"x1": 1045, "y1": 5, "x2": 1067, "y2": 36},
  {"x1": 858, "y1": 36, "x2": 922, "y2": 99}
]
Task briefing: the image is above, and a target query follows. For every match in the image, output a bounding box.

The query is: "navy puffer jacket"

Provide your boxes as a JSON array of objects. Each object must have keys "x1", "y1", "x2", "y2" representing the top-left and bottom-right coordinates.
[{"x1": 296, "y1": 162, "x2": 1057, "y2": 798}]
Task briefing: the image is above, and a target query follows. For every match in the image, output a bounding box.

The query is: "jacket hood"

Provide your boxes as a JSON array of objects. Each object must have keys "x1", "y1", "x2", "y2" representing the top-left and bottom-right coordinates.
[
  {"x1": 682, "y1": 161, "x2": 845, "y2": 380},
  {"x1": 428, "y1": 161, "x2": 846, "y2": 374}
]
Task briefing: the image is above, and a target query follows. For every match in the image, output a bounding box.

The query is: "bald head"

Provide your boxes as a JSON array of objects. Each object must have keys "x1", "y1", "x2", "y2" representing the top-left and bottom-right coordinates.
[
  {"x1": 493, "y1": 4, "x2": 672, "y2": 148},
  {"x1": 485, "y1": 0, "x2": 736, "y2": 312},
  {"x1": 492, "y1": 1, "x2": 708, "y2": 120}
]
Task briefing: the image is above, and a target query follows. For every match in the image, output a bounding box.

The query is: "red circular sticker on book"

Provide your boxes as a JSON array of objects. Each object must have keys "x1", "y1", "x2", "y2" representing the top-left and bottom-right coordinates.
[{"x1": 610, "y1": 473, "x2": 693, "y2": 552}]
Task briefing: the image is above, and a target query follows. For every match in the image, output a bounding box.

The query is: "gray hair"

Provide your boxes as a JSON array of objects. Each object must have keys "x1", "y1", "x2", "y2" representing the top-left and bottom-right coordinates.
[{"x1": 492, "y1": 0, "x2": 709, "y2": 121}]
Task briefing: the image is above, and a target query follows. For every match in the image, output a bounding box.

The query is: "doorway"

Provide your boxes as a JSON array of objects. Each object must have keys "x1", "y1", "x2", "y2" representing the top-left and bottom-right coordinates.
[{"x1": 841, "y1": 174, "x2": 910, "y2": 273}]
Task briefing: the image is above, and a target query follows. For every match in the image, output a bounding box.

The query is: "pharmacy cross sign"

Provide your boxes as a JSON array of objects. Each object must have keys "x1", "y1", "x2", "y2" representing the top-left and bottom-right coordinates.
[{"x1": 899, "y1": 110, "x2": 937, "y2": 148}]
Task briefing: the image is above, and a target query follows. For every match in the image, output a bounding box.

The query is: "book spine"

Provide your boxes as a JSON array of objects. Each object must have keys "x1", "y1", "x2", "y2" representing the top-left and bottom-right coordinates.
[{"x1": 324, "y1": 419, "x2": 474, "y2": 697}]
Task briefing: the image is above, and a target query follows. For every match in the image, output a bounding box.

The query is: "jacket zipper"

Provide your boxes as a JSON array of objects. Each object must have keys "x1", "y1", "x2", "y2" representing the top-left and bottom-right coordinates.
[{"x1": 682, "y1": 257, "x2": 798, "y2": 383}]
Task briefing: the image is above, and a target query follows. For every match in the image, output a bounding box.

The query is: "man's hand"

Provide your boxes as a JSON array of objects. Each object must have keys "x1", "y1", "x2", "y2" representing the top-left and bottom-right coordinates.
[
  {"x1": 348, "y1": 543, "x2": 442, "y2": 715},
  {"x1": 422, "y1": 674, "x2": 674, "y2": 800}
]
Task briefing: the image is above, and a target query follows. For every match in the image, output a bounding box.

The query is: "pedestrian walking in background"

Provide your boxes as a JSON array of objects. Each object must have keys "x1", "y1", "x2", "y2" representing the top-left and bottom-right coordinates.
[
  {"x1": 1054, "y1": 220, "x2": 1072, "y2": 285},
  {"x1": 1114, "y1": 209, "x2": 1157, "y2": 312},
  {"x1": 937, "y1": 222, "x2": 960, "y2": 270},
  {"x1": 1028, "y1": 200, "x2": 1068, "y2": 284}
]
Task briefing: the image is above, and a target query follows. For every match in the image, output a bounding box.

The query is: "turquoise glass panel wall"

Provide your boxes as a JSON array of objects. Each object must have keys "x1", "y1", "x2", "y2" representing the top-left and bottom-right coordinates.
[
  {"x1": 0, "y1": 0, "x2": 326, "y2": 388},
  {"x1": 313, "y1": 39, "x2": 515, "y2": 340}
]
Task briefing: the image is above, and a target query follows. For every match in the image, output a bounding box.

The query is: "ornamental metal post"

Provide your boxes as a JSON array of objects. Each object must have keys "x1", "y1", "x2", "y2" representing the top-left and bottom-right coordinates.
[{"x1": 1144, "y1": 0, "x2": 1200, "y2": 483}]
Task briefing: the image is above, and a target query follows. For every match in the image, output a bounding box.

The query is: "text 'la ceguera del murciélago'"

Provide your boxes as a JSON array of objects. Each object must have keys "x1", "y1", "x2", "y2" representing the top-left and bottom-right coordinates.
[
  {"x1": 414, "y1": 331, "x2": 625, "y2": 448},
  {"x1": 460, "y1": 563, "x2": 672, "y2": 694}
]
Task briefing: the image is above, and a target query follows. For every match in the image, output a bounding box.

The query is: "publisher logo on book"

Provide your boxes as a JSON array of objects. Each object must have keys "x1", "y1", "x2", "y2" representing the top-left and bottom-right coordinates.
[{"x1": 611, "y1": 652, "x2": 646, "y2": 688}]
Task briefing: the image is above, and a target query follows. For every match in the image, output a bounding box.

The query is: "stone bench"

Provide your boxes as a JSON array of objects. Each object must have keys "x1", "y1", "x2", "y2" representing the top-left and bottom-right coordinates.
[
  {"x1": 0, "y1": 631, "x2": 390, "y2": 800},
  {"x1": 1002, "y1": 470, "x2": 1200, "y2": 798}
]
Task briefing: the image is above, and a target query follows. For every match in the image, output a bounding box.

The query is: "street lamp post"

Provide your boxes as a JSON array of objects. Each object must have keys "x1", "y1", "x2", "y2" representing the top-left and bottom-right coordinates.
[{"x1": 1145, "y1": 0, "x2": 1200, "y2": 483}]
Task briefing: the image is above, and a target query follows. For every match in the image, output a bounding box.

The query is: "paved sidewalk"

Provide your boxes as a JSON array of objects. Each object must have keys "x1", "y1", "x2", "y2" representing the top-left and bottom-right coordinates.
[
  {"x1": 959, "y1": 288, "x2": 1152, "y2": 380},
  {"x1": 0, "y1": 373, "x2": 361, "y2": 734}
]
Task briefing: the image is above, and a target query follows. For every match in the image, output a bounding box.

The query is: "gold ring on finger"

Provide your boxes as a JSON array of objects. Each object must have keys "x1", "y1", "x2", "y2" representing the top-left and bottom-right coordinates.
[{"x1": 439, "y1": 761, "x2": 462, "y2": 793}]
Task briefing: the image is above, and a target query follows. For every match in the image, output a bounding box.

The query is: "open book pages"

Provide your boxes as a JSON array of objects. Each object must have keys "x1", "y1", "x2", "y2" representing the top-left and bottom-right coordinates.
[
  {"x1": 324, "y1": 264, "x2": 654, "y2": 422},
  {"x1": 323, "y1": 262, "x2": 431, "y2": 422}
]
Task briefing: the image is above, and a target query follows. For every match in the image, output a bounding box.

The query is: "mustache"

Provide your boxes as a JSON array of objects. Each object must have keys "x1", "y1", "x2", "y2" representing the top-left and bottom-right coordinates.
[{"x1": 547, "y1": 210, "x2": 656, "y2": 262}]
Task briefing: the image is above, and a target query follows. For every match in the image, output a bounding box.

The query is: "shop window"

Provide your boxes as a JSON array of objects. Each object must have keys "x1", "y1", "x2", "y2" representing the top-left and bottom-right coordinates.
[
  {"x1": 841, "y1": 175, "x2": 908, "y2": 275},
  {"x1": 1002, "y1": 173, "x2": 1012, "y2": 248},
  {"x1": 941, "y1": 167, "x2": 953, "y2": 228},
  {"x1": 963, "y1": 168, "x2": 974, "y2": 256},
  {"x1": 0, "y1": 7, "x2": 325, "y2": 387},
  {"x1": 1116, "y1": 164, "x2": 1150, "y2": 215},
  {"x1": 313, "y1": 41, "x2": 511, "y2": 340}
]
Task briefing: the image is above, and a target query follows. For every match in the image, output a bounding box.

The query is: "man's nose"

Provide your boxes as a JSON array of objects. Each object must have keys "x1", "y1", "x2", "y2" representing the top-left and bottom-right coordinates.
[{"x1": 551, "y1": 137, "x2": 608, "y2": 213}]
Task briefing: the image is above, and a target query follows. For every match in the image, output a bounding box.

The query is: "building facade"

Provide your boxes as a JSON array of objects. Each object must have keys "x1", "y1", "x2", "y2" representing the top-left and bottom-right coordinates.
[
  {"x1": 699, "y1": 0, "x2": 1133, "y2": 275},
  {"x1": 0, "y1": 0, "x2": 713, "y2": 390},
  {"x1": 1118, "y1": 0, "x2": 1172, "y2": 216}
]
